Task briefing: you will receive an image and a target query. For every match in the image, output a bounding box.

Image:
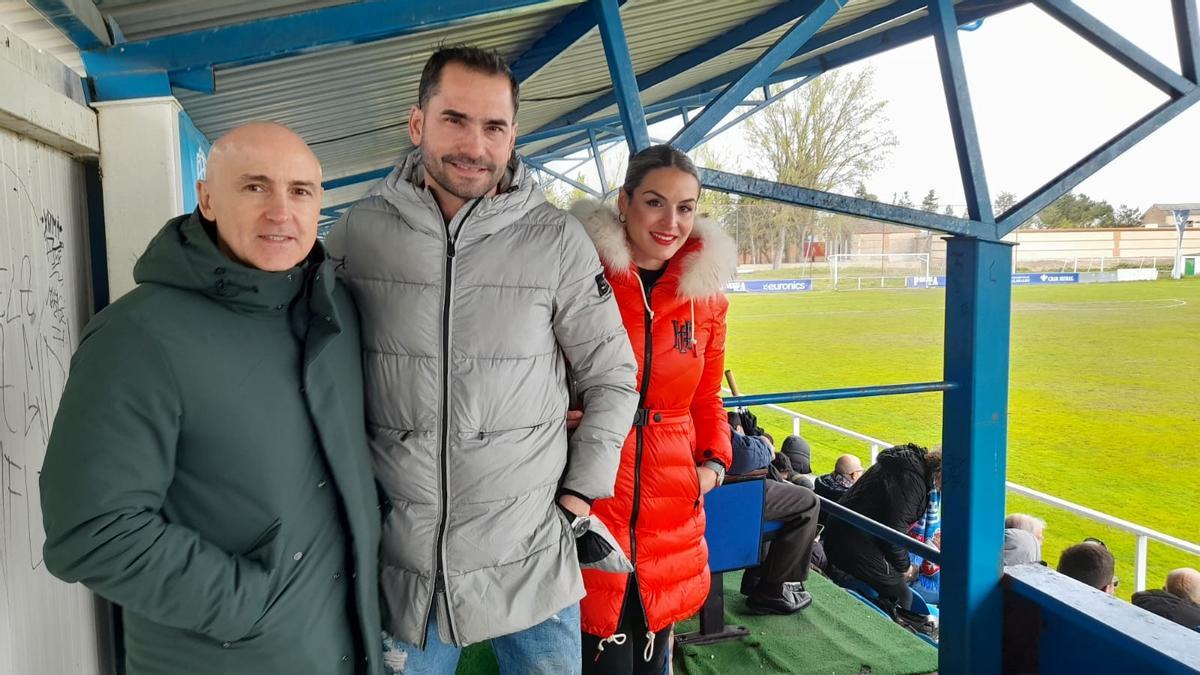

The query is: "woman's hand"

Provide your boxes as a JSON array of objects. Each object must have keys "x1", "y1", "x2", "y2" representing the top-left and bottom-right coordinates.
[
  {"x1": 566, "y1": 410, "x2": 583, "y2": 431},
  {"x1": 696, "y1": 466, "x2": 720, "y2": 495}
]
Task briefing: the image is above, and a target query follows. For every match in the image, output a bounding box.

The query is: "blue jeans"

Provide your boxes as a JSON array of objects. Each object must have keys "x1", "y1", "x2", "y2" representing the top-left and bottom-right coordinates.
[{"x1": 383, "y1": 603, "x2": 582, "y2": 675}]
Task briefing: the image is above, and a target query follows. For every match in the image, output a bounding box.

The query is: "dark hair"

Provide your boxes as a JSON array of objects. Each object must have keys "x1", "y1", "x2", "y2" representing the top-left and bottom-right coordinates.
[
  {"x1": 1057, "y1": 542, "x2": 1115, "y2": 590},
  {"x1": 924, "y1": 448, "x2": 942, "y2": 487},
  {"x1": 621, "y1": 144, "x2": 700, "y2": 196},
  {"x1": 418, "y1": 45, "x2": 519, "y2": 116}
]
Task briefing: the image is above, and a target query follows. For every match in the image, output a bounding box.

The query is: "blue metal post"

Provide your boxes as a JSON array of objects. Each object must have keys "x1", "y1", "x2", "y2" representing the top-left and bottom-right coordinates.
[
  {"x1": 670, "y1": 0, "x2": 838, "y2": 151},
  {"x1": 939, "y1": 236, "x2": 1013, "y2": 675},
  {"x1": 929, "y1": 0, "x2": 994, "y2": 226},
  {"x1": 591, "y1": 0, "x2": 650, "y2": 152},
  {"x1": 1174, "y1": 0, "x2": 1200, "y2": 83}
]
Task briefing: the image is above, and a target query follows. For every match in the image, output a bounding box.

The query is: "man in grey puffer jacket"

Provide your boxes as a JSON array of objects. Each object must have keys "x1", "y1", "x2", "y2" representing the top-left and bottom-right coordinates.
[{"x1": 327, "y1": 46, "x2": 639, "y2": 673}]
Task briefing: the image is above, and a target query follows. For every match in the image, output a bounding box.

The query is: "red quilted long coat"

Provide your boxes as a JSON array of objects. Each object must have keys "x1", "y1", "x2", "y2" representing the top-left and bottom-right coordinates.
[{"x1": 570, "y1": 200, "x2": 737, "y2": 637}]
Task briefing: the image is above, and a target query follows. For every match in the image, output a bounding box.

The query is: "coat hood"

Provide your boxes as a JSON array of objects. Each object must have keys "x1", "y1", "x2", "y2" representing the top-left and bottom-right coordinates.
[
  {"x1": 876, "y1": 443, "x2": 936, "y2": 484},
  {"x1": 369, "y1": 149, "x2": 546, "y2": 243},
  {"x1": 133, "y1": 211, "x2": 322, "y2": 312},
  {"x1": 569, "y1": 199, "x2": 736, "y2": 299}
]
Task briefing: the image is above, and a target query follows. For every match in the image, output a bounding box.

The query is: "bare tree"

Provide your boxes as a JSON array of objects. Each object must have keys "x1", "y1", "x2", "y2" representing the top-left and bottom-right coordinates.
[{"x1": 742, "y1": 67, "x2": 898, "y2": 267}]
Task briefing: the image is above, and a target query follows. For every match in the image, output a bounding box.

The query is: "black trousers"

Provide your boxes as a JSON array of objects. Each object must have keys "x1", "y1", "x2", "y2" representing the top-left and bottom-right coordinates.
[
  {"x1": 756, "y1": 479, "x2": 820, "y2": 586},
  {"x1": 582, "y1": 575, "x2": 671, "y2": 675}
]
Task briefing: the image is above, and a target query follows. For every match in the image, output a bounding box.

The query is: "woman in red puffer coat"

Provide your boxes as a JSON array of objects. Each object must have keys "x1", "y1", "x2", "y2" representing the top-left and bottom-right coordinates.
[{"x1": 570, "y1": 144, "x2": 736, "y2": 674}]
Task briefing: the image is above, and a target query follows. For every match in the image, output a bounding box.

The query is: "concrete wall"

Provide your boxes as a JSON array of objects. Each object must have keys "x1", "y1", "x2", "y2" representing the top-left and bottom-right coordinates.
[{"x1": 0, "y1": 26, "x2": 108, "y2": 675}]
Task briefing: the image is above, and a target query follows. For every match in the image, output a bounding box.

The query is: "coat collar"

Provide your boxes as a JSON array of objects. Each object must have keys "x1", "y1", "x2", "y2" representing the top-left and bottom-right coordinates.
[{"x1": 569, "y1": 200, "x2": 736, "y2": 300}]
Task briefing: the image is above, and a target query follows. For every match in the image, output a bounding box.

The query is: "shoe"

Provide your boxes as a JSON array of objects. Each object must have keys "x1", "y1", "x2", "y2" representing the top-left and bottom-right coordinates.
[
  {"x1": 746, "y1": 581, "x2": 813, "y2": 615},
  {"x1": 895, "y1": 607, "x2": 939, "y2": 642},
  {"x1": 739, "y1": 569, "x2": 761, "y2": 596}
]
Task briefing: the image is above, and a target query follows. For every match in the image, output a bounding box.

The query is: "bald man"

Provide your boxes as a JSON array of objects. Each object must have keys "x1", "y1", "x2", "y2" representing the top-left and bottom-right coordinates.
[
  {"x1": 1134, "y1": 568, "x2": 1200, "y2": 629},
  {"x1": 41, "y1": 122, "x2": 383, "y2": 675},
  {"x1": 814, "y1": 454, "x2": 863, "y2": 516}
]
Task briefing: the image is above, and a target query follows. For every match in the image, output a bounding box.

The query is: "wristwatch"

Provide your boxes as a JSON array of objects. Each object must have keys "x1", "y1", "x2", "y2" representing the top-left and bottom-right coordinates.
[
  {"x1": 558, "y1": 503, "x2": 591, "y2": 537},
  {"x1": 702, "y1": 460, "x2": 726, "y2": 487},
  {"x1": 568, "y1": 514, "x2": 592, "y2": 538}
]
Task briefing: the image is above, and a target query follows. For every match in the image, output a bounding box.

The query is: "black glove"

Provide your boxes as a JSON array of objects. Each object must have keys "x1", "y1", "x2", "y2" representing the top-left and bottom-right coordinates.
[{"x1": 558, "y1": 503, "x2": 633, "y2": 573}]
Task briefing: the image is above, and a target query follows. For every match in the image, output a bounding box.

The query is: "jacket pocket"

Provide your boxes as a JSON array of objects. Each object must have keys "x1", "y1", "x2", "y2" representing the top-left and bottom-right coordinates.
[{"x1": 690, "y1": 467, "x2": 703, "y2": 510}]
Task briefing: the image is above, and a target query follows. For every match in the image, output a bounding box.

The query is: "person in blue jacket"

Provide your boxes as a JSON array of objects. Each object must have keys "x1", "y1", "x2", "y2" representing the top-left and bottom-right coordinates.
[{"x1": 727, "y1": 417, "x2": 820, "y2": 614}]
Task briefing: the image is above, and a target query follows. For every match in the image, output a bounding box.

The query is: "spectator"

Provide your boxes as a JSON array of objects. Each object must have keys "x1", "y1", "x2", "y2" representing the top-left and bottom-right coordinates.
[
  {"x1": 822, "y1": 444, "x2": 941, "y2": 614},
  {"x1": 814, "y1": 454, "x2": 863, "y2": 512},
  {"x1": 780, "y1": 435, "x2": 815, "y2": 489},
  {"x1": 1057, "y1": 541, "x2": 1117, "y2": 594},
  {"x1": 727, "y1": 419, "x2": 774, "y2": 476},
  {"x1": 1005, "y1": 513, "x2": 1046, "y2": 544},
  {"x1": 1132, "y1": 568, "x2": 1200, "y2": 630},
  {"x1": 1168, "y1": 568, "x2": 1200, "y2": 604},
  {"x1": 1002, "y1": 528, "x2": 1043, "y2": 566},
  {"x1": 726, "y1": 424, "x2": 821, "y2": 615}
]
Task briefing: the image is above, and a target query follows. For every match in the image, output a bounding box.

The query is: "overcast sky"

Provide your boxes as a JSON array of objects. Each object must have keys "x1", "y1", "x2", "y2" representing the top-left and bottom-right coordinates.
[{"x1": 638, "y1": 0, "x2": 1198, "y2": 215}]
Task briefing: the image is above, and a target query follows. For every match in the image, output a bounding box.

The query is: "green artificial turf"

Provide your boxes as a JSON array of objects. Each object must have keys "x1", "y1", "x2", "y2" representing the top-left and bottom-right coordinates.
[
  {"x1": 723, "y1": 277, "x2": 1200, "y2": 597},
  {"x1": 673, "y1": 571, "x2": 937, "y2": 675}
]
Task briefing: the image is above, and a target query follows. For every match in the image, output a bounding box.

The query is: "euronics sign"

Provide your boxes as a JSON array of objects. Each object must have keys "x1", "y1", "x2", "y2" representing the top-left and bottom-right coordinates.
[
  {"x1": 726, "y1": 279, "x2": 812, "y2": 293},
  {"x1": 906, "y1": 273, "x2": 1080, "y2": 288}
]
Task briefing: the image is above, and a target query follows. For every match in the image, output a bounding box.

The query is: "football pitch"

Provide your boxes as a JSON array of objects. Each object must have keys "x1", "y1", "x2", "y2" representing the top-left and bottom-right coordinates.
[{"x1": 723, "y1": 277, "x2": 1200, "y2": 597}]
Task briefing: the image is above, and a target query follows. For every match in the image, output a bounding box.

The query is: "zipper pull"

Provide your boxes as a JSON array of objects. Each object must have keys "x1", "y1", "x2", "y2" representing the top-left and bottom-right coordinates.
[
  {"x1": 447, "y1": 239, "x2": 456, "y2": 259},
  {"x1": 434, "y1": 571, "x2": 445, "y2": 592}
]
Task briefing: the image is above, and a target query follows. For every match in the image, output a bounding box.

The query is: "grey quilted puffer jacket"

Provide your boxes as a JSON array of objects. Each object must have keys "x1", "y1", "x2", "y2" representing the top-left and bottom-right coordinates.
[{"x1": 326, "y1": 150, "x2": 638, "y2": 647}]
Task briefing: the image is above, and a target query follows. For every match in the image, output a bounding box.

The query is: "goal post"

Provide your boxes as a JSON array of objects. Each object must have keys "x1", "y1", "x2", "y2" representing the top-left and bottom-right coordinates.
[{"x1": 829, "y1": 253, "x2": 931, "y2": 290}]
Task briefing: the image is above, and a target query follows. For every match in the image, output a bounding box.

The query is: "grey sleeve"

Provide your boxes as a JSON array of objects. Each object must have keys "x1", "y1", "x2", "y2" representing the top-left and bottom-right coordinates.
[
  {"x1": 552, "y1": 215, "x2": 639, "y2": 501},
  {"x1": 324, "y1": 208, "x2": 352, "y2": 273}
]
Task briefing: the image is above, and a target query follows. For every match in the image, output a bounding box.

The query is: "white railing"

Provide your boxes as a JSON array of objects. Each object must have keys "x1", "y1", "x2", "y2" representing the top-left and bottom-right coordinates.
[{"x1": 759, "y1": 402, "x2": 1200, "y2": 592}]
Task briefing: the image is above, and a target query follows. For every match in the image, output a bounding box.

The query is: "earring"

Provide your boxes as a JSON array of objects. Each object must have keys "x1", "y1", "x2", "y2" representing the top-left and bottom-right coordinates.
[{"x1": 618, "y1": 213, "x2": 627, "y2": 223}]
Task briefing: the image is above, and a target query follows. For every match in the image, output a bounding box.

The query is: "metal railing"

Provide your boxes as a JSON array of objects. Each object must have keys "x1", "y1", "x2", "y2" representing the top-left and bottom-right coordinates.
[{"x1": 758, "y1": 402, "x2": 1200, "y2": 592}]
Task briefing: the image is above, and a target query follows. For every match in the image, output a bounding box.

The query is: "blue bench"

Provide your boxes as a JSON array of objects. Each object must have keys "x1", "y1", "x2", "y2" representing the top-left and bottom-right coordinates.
[{"x1": 675, "y1": 476, "x2": 783, "y2": 647}]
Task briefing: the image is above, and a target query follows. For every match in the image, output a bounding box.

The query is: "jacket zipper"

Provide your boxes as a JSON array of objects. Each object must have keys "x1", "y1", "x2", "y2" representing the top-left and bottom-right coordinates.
[
  {"x1": 424, "y1": 198, "x2": 482, "y2": 648},
  {"x1": 618, "y1": 281, "x2": 655, "y2": 636}
]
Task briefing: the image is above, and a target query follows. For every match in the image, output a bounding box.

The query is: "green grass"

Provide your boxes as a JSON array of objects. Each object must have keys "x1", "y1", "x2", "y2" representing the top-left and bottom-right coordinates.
[{"x1": 724, "y1": 278, "x2": 1200, "y2": 598}]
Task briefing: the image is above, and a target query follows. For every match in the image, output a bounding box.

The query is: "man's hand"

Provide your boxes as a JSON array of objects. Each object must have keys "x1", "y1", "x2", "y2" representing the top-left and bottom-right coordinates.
[
  {"x1": 558, "y1": 493, "x2": 590, "y2": 517},
  {"x1": 565, "y1": 410, "x2": 583, "y2": 431},
  {"x1": 696, "y1": 466, "x2": 720, "y2": 496}
]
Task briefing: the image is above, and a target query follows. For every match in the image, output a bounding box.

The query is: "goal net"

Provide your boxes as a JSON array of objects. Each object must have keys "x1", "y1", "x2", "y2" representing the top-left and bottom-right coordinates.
[{"x1": 829, "y1": 253, "x2": 931, "y2": 290}]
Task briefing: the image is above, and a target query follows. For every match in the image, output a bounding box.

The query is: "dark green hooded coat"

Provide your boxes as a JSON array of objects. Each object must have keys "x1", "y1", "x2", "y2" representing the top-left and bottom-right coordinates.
[{"x1": 40, "y1": 213, "x2": 383, "y2": 675}]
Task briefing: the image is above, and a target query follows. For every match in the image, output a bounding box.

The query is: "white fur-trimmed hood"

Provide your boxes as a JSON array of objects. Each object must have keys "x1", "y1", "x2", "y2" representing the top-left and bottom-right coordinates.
[{"x1": 569, "y1": 200, "x2": 737, "y2": 299}]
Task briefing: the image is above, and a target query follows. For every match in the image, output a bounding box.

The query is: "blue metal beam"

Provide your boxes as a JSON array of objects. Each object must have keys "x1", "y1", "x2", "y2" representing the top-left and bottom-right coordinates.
[
  {"x1": 587, "y1": 129, "x2": 609, "y2": 193},
  {"x1": 997, "y1": 88, "x2": 1200, "y2": 232},
  {"x1": 27, "y1": 0, "x2": 111, "y2": 50},
  {"x1": 1173, "y1": 0, "x2": 1200, "y2": 83},
  {"x1": 672, "y1": 0, "x2": 838, "y2": 151},
  {"x1": 529, "y1": 106, "x2": 684, "y2": 163},
  {"x1": 1035, "y1": 0, "x2": 1194, "y2": 96},
  {"x1": 526, "y1": 0, "x2": 1022, "y2": 151},
  {"x1": 510, "y1": 0, "x2": 628, "y2": 82},
  {"x1": 518, "y1": 92, "x2": 720, "y2": 147},
  {"x1": 323, "y1": 168, "x2": 391, "y2": 191},
  {"x1": 523, "y1": 157, "x2": 603, "y2": 198},
  {"x1": 930, "y1": 0, "x2": 994, "y2": 226},
  {"x1": 723, "y1": 381, "x2": 955, "y2": 408},
  {"x1": 592, "y1": 0, "x2": 649, "y2": 152},
  {"x1": 676, "y1": 0, "x2": 1026, "y2": 108},
  {"x1": 538, "y1": 0, "x2": 825, "y2": 137},
  {"x1": 83, "y1": 0, "x2": 555, "y2": 100},
  {"x1": 939, "y1": 237, "x2": 1013, "y2": 675},
  {"x1": 692, "y1": 78, "x2": 812, "y2": 148},
  {"x1": 698, "y1": 167, "x2": 990, "y2": 239}
]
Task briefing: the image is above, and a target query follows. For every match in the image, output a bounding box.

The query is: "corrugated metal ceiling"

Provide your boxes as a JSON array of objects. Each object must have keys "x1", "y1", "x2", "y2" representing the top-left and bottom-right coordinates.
[
  {"x1": 7, "y1": 0, "x2": 948, "y2": 205},
  {"x1": 94, "y1": 0, "x2": 357, "y2": 41}
]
